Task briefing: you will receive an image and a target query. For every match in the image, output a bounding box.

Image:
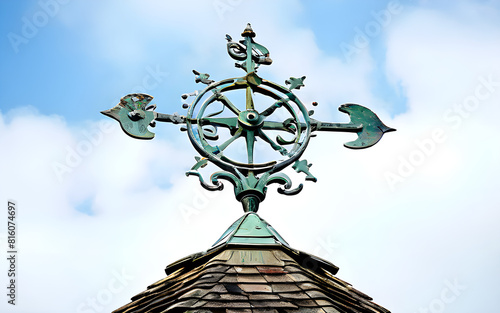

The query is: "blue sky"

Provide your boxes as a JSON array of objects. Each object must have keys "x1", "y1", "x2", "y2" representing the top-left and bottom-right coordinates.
[
  {"x1": 1, "y1": 0, "x2": 411, "y2": 122},
  {"x1": 1, "y1": 1, "x2": 500, "y2": 313}
]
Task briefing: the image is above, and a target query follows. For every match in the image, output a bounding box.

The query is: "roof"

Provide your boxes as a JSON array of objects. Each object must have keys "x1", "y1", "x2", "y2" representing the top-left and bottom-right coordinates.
[{"x1": 112, "y1": 213, "x2": 390, "y2": 313}]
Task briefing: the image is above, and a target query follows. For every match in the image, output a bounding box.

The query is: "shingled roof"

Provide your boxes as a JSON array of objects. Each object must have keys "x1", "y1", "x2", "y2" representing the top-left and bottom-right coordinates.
[{"x1": 113, "y1": 213, "x2": 390, "y2": 313}]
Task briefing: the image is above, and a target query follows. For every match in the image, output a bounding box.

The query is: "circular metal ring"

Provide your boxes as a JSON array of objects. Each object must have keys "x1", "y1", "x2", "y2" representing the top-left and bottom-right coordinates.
[{"x1": 186, "y1": 77, "x2": 311, "y2": 174}]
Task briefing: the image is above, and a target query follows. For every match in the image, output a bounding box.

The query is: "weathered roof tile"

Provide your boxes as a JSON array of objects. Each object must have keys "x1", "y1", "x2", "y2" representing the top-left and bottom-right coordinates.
[
  {"x1": 284, "y1": 308, "x2": 327, "y2": 313},
  {"x1": 256, "y1": 266, "x2": 288, "y2": 274},
  {"x1": 262, "y1": 274, "x2": 295, "y2": 283},
  {"x1": 278, "y1": 292, "x2": 311, "y2": 300},
  {"x1": 238, "y1": 284, "x2": 273, "y2": 293},
  {"x1": 270, "y1": 283, "x2": 302, "y2": 293},
  {"x1": 247, "y1": 293, "x2": 280, "y2": 301},
  {"x1": 218, "y1": 293, "x2": 249, "y2": 301},
  {"x1": 249, "y1": 300, "x2": 298, "y2": 309},
  {"x1": 234, "y1": 266, "x2": 260, "y2": 274},
  {"x1": 219, "y1": 275, "x2": 239, "y2": 283},
  {"x1": 237, "y1": 274, "x2": 267, "y2": 283},
  {"x1": 201, "y1": 300, "x2": 251, "y2": 308},
  {"x1": 252, "y1": 309, "x2": 280, "y2": 313},
  {"x1": 179, "y1": 288, "x2": 211, "y2": 300}
]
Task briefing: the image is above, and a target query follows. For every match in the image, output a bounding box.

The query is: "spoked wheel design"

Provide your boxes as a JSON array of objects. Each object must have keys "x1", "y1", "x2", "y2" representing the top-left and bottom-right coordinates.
[{"x1": 186, "y1": 75, "x2": 312, "y2": 175}]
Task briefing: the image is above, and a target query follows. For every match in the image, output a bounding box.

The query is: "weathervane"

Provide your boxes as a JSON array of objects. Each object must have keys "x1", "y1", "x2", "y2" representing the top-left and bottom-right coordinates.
[{"x1": 102, "y1": 24, "x2": 395, "y2": 212}]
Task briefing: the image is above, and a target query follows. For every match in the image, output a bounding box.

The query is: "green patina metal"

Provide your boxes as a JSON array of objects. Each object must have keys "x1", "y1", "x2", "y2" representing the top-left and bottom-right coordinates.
[
  {"x1": 212, "y1": 212, "x2": 289, "y2": 247},
  {"x1": 101, "y1": 23, "x2": 395, "y2": 213}
]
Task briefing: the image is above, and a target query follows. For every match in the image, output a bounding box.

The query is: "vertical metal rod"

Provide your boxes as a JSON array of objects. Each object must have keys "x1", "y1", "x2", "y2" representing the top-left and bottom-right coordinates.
[{"x1": 241, "y1": 195, "x2": 260, "y2": 213}]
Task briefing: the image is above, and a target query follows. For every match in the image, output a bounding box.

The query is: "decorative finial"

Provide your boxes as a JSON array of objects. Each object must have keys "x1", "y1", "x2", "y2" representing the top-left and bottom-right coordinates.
[
  {"x1": 101, "y1": 24, "x2": 395, "y2": 212},
  {"x1": 241, "y1": 23, "x2": 255, "y2": 38}
]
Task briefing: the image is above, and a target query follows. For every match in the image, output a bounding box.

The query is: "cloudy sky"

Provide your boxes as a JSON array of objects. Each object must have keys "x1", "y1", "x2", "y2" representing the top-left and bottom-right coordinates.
[{"x1": 1, "y1": 0, "x2": 500, "y2": 312}]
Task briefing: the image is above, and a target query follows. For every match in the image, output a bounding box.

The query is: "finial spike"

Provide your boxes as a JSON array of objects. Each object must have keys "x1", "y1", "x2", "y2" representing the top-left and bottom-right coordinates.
[{"x1": 241, "y1": 23, "x2": 256, "y2": 38}]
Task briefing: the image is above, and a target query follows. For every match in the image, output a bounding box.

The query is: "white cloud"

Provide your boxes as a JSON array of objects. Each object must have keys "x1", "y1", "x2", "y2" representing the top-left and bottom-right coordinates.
[{"x1": 2, "y1": 1, "x2": 500, "y2": 313}]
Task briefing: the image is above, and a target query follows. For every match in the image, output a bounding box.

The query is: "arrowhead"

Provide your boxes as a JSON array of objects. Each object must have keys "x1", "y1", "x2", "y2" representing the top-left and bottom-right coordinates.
[
  {"x1": 101, "y1": 94, "x2": 156, "y2": 140},
  {"x1": 339, "y1": 104, "x2": 395, "y2": 149}
]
